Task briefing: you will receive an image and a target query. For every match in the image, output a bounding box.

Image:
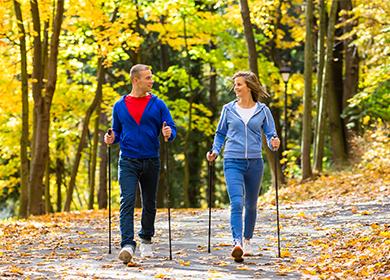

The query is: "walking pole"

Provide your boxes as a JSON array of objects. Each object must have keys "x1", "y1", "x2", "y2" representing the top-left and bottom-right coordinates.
[
  {"x1": 273, "y1": 145, "x2": 281, "y2": 258},
  {"x1": 107, "y1": 129, "x2": 112, "y2": 254},
  {"x1": 163, "y1": 122, "x2": 172, "y2": 260},
  {"x1": 207, "y1": 154, "x2": 214, "y2": 253}
]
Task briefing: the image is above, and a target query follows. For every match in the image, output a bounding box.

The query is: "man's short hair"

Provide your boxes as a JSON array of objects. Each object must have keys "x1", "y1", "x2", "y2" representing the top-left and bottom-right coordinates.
[{"x1": 130, "y1": 64, "x2": 150, "y2": 81}]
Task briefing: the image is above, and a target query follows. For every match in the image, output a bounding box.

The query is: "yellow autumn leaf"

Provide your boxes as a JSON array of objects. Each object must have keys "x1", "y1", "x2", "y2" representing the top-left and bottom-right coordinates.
[
  {"x1": 215, "y1": 243, "x2": 231, "y2": 247},
  {"x1": 297, "y1": 212, "x2": 306, "y2": 218},
  {"x1": 127, "y1": 262, "x2": 139, "y2": 267},
  {"x1": 178, "y1": 260, "x2": 190, "y2": 266},
  {"x1": 370, "y1": 223, "x2": 380, "y2": 229},
  {"x1": 207, "y1": 268, "x2": 225, "y2": 279},
  {"x1": 154, "y1": 273, "x2": 167, "y2": 278},
  {"x1": 379, "y1": 231, "x2": 390, "y2": 238},
  {"x1": 215, "y1": 261, "x2": 228, "y2": 266},
  {"x1": 281, "y1": 249, "x2": 291, "y2": 258},
  {"x1": 358, "y1": 267, "x2": 370, "y2": 277},
  {"x1": 320, "y1": 253, "x2": 331, "y2": 260},
  {"x1": 303, "y1": 268, "x2": 317, "y2": 275},
  {"x1": 236, "y1": 265, "x2": 250, "y2": 270},
  {"x1": 362, "y1": 115, "x2": 370, "y2": 125},
  {"x1": 10, "y1": 265, "x2": 23, "y2": 275}
]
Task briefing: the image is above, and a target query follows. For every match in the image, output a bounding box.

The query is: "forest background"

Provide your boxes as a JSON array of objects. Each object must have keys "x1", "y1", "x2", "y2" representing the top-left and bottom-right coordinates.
[{"x1": 0, "y1": 0, "x2": 388, "y2": 218}]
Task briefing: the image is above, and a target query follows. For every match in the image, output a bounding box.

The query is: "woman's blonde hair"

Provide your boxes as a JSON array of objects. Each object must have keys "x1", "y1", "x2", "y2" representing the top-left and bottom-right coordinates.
[{"x1": 232, "y1": 71, "x2": 269, "y2": 102}]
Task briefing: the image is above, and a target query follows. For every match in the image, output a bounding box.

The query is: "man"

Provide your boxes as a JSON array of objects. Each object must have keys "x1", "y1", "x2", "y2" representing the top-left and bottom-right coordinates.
[{"x1": 104, "y1": 64, "x2": 176, "y2": 263}]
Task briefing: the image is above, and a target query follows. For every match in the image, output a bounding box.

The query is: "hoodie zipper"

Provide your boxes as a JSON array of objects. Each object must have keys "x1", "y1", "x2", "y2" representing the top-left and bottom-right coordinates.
[
  {"x1": 244, "y1": 124, "x2": 248, "y2": 158},
  {"x1": 229, "y1": 109, "x2": 249, "y2": 158}
]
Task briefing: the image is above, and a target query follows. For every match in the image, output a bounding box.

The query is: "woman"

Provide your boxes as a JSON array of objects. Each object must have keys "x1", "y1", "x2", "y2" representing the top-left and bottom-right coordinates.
[{"x1": 207, "y1": 71, "x2": 280, "y2": 262}]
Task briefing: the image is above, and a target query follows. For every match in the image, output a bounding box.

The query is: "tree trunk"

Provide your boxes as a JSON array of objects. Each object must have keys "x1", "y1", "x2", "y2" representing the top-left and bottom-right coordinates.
[
  {"x1": 98, "y1": 112, "x2": 108, "y2": 209},
  {"x1": 208, "y1": 57, "x2": 217, "y2": 208},
  {"x1": 64, "y1": 60, "x2": 105, "y2": 211},
  {"x1": 239, "y1": 0, "x2": 258, "y2": 74},
  {"x1": 189, "y1": 141, "x2": 201, "y2": 207},
  {"x1": 181, "y1": 15, "x2": 192, "y2": 208},
  {"x1": 340, "y1": 0, "x2": 359, "y2": 148},
  {"x1": 328, "y1": 3, "x2": 348, "y2": 167},
  {"x1": 239, "y1": 0, "x2": 284, "y2": 185},
  {"x1": 302, "y1": 0, "x2": 314, "y2": 179},
  {"x1": 55, "y1": 147, "x2": 64, "y2": 212},
  {"x1": 188, "y1": 60, "x2": 203, "y2": 207},
  {"x1": 42, "y1": 20, "x2": 49, "y2": 80},
  {"x1": 88, "y1": 105, "x2": 101, "y2": 209},
  {"x1": 44, "y1": 153, "x2": 53, "y2": 213},
  {"x1": 157, "y1": 33, "x2": 170, "y2": 208},
  {"x1": 314, "y1": 0, "x2": 338, "y2": 173},
  {"x1": 13, "y1": 0, "x2": 29, "y2": 218},
  {"x1": 28, "y1": 0, "x2": 43, "y2": 215},
  {"x1": 268, "y1": 0, "x2": 283, "y2": 66},
  {"x1": 313, "y1": 0, "x2": 327, "y2": 172},
  {"x1": 42, "y1": 17, "x2": 50, "y2": 214},
  {"x1": 29, "y1": 0, "x2": 64, "y2": 216}
]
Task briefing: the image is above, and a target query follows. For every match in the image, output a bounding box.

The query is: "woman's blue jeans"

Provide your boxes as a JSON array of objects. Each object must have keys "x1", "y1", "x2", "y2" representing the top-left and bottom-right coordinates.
[
  {"x1": 118, "y1": 156, "x2": 160, "y2": 248},
  {"x1": 223, "y1": 158, "x2": 264, "y2": 245}
]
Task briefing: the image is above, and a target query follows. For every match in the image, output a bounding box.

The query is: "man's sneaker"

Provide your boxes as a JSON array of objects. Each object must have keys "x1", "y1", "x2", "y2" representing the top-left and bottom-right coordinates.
[
  {"x1": 243, "y1": 239, "x2": 253, "y2": 256},
  {"x1": 118, "y1": 245, "x2": 135, "y2": 264},
  {"x1": 140, "y1": 239, "x2": 154, "y2": 258},
  {"x1": 231, "y1": 243, "x2": 244, "y2": 263}
]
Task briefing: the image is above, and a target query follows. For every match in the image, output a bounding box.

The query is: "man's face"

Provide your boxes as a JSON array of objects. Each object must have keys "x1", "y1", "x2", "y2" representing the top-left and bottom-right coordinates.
[{"x1": 135, "y1": 69, "x2": 153, "y2": 93}]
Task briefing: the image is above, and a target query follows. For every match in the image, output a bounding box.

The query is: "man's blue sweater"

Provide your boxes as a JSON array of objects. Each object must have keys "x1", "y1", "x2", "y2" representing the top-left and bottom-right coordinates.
[{"x1": 112, "y1": 94, "x2": 176, "y2": 158}]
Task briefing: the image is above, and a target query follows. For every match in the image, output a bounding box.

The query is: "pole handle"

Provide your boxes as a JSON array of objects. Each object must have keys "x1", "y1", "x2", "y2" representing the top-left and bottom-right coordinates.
[
  {"x1": 106, "y1": 128, "x2": 113, "y2": 147},
  {"x1": 163, "y1": 121, "x2": 169, "y2": 142}
]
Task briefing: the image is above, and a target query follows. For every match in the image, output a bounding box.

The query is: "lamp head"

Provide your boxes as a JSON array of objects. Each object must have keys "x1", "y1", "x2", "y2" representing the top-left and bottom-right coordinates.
[{"x1": 280, "y1": 66, "x2": 291, "y2": 83}]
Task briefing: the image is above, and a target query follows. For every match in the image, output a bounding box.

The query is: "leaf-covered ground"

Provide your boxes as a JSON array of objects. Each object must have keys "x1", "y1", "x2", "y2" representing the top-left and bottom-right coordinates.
[
  {"x1": 0, "y1": 190, "x2": 388, "y2": 279},
  {"x1": 0, "y1": 131, "x2": 389, "y2": 279}
]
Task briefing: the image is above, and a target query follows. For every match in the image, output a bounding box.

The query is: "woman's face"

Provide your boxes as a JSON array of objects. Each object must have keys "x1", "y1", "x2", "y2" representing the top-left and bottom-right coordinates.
[{"x1": 234, "y1": 76, "x2": 250, "y2": 99}]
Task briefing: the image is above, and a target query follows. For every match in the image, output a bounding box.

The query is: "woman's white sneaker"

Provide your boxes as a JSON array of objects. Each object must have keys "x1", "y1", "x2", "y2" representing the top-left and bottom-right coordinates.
[
  {"x1": 140, "y1": 240, "x2": 154, "y2": 258},
  {"x1": 243, "y1": 239, "x2": 253, "y2": 256}
]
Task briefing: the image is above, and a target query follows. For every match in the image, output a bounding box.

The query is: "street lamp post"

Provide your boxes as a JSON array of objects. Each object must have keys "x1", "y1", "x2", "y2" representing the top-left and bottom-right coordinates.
[{"x1": 280, "y1": 66, "x2": 291, "y2": 152}]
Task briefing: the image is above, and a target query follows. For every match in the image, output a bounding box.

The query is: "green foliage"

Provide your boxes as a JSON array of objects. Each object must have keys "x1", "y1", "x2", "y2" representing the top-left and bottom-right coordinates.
[
  {"x1": 343, "y1": 80, "x2": 390, "y2": 129},
  {"x1": 0, "y1": 0, "x2": 389, "y2": 214},
  {"x1": 281, "y1": 144, "x2": 302, "y2": 179},
  {"x1": 339, "y1": 0, "x2": 390, "y2": 130},
  {"x1": 154, "y1": 66, "x2": 214, "y2": 136}
]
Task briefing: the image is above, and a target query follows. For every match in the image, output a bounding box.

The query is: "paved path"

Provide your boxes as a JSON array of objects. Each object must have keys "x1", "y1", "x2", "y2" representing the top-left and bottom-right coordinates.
[{"x1": 1, "y1": 195, "x2": 389, "y2": 279}]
